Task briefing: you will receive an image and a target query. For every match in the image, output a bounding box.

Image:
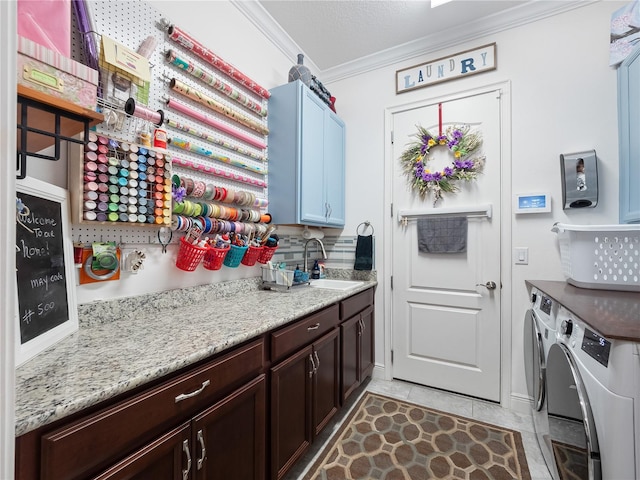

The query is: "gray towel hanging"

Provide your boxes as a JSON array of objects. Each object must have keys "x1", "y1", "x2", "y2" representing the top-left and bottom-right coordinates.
[{"x1": 417, "y1": 216, "x2": 468, "y2": 253}]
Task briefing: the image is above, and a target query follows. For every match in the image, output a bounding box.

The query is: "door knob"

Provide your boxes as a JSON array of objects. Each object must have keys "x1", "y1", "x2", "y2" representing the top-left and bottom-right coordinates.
[{"x1": 476, "y1": 281, "x2": 497, "y2": 290}]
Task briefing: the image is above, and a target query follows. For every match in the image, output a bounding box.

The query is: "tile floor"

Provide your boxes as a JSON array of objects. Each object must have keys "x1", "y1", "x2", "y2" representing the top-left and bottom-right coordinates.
[{"x1": 284, "y1": 377, "x2": 553, "y2": 480}]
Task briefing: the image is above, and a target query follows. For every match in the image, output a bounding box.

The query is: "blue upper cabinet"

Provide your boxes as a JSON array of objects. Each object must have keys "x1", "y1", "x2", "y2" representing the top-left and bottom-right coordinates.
[
  {"x1": 268, "y1": 80, "x2": 346, "y2": 227},
  {"x1": 618, "y1": 44, "x2": 640, "y2": 224}
]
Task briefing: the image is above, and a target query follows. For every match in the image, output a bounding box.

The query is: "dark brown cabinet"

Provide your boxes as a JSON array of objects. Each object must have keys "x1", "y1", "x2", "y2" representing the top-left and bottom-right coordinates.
[
  {"x1": 92, "y1": 375, "x2": 266, "y2": 480},
  {"x1": 340, "y1": 289, "x2": 375, "y2": 403},
  {"x1": 16, "y1": 287, "x2": 375, "y2": 480},
  {"x1": 270, "y1": 306, "x2": 341, "y2": 480},
  {"x1": 18, "y1": 339, "x2": 265, "y2": 480}
]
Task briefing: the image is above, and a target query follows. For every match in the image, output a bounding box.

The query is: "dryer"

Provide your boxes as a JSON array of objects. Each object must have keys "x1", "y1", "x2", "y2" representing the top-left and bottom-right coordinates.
[
  {"x1": 524, "y1": 288, "x2": 560, "y2": 479},
  {"x1": 545, "y1": 306, "x2": 639, "y2": 480}
]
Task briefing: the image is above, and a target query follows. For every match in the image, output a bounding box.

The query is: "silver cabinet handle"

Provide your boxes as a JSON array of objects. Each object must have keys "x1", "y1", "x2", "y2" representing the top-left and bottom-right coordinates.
[
  {"x1": 309, "y1": 353, "x2": 316, "y2": 378},
  {"x1": 476, "y1": 281, "x2": 497, "y2": 290},
  {"x1": 182, "y1": 439, "x2": 191, "y2": 480},
  {"x1": 314, "y1": 351, "x2": 320, "y2": 372},
  {"x1": 175, "y1": 380, "x2": 211, "y2": 403},
  {"x1": 307, "y1": 323, "x2": 320, "y2": 331},
  {"x1": 197, "y1": 429, "x2": 206, "y2": 470}
]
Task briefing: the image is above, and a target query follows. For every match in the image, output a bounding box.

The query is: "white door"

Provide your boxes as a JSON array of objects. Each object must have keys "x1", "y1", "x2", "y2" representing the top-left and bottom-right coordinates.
[{"x1": 391, "y1": 89, "x2": 502, "y2": 402}]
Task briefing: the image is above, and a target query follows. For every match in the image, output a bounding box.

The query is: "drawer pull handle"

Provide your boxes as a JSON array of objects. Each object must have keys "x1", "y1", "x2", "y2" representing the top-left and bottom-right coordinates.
[
  {"x1": 197, "y1": 429, "x2": 206, "y2": 470},
  {"x1": 309, "y1": 353, "x2": 316, "y2": 378},
  {"x1": 308, "y1": 323, "x2": 320, "y2": 331},
  {"x1": 175, "y1": 379, "x2": 211, "y2": 403},
  {"x1": 182, "y1": 439, "x2": 191, "y2": 480},
  {"x1": 314, "y1": 351, "x2": 320, "y2": 371}
]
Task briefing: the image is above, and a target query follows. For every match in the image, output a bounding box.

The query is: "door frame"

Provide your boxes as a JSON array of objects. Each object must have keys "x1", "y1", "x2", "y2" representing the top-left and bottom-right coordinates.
[{"x1": 382, "y1": 81, "x2": 514, "y2": 407}]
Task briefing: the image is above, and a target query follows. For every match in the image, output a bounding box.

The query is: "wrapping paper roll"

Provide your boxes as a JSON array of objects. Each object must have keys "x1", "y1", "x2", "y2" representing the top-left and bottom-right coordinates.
[
  {"x1": 172, "y1": 155, "x2": 267, "y2": 188},
  {"x1": 166, "y1": 50, "x2": 266, "y2": 117},
  {"x1": 170, "y1": 78, "x2": 268, "y2": 135},
  {"x1": 167, "y1": 24, "x2": 270, "y2": 99},
  {"x1": 169, "y1": 136, "x2": 267, "y2": 175},
  {"x1": 166, "y1": 98, "x2": 266, "y2": 150},
  {"x1": 166, "y1": 118, "x2": 266, "y2": 162}
]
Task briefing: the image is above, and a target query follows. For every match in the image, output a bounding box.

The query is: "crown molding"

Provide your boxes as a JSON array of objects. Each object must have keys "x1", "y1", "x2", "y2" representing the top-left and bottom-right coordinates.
[
  {"x1": 230, "y1": 0, "x2": 321, "y2": 74},
  {"x1": 232, "y1": 0, "x2": 598, "y2": 84}
]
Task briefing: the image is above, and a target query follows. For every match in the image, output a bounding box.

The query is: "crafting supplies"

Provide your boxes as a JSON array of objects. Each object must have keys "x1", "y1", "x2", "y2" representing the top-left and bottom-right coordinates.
[
  {"x1": 166, "y1": 23, "x2": 270, "y2": 99},
  {"x1": 166, "y1": 98, "x2": 266, "y2": 150}
]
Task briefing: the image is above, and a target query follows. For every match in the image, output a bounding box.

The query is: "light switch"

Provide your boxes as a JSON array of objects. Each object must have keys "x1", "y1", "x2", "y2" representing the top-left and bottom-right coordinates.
[{"x1": 514, "y1": 247, "x2": 529, "y2": 265}]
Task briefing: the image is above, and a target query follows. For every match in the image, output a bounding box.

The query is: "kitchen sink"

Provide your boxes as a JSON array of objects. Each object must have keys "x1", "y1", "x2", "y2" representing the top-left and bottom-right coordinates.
[{"x1": 309, "y1": 279, "x2": 365, "y2": 291}]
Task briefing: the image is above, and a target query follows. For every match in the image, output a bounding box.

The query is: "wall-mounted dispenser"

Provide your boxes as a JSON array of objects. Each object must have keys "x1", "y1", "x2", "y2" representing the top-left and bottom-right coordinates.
[{"x1": 560, "y1": 150, "x2": 598, "y2": 209}]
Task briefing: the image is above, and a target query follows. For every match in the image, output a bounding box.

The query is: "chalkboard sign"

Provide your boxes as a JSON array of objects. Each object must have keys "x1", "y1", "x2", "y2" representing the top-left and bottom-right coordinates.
[{"x1": 15, "y1": 177, "x2": 77, "y2": 366}]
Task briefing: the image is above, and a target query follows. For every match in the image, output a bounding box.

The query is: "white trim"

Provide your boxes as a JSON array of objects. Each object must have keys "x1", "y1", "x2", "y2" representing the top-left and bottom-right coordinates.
[
  {"x1": 383, "y1": 80, "x2": 512, "y2": 405},
  {"x1": 233, "y1": 1, "x2": 596, "y2": 83},
  {"x1": 230, "y1": 0, "x2": 321, "y2": 74},
  {"x1": 1, "y1": 0, "x2": 17, "y2": 476}
]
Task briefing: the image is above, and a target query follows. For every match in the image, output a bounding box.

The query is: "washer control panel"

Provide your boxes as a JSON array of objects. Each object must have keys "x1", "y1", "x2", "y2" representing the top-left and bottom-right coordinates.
[
  {"x1": 581, "y1": 327, "x2": 611, "y2": 368},
  {"x1": 540, "y1": 295, "x2": 553, "y2": 316}
]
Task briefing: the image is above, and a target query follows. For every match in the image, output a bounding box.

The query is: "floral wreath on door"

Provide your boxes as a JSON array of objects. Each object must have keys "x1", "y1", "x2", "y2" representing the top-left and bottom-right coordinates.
[{"x1": 400, "y1": 124, "x2": 485, "y2": 205}]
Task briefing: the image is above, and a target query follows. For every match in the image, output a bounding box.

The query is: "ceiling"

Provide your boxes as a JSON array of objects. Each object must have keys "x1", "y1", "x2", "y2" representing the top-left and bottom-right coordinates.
[{"x1": 241, "y1": 0, "x2": 596, "y2": 81}]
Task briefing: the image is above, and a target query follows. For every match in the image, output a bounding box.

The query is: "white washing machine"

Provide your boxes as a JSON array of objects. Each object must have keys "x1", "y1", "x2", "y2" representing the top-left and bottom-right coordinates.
[
  {"x1": 524, "y1": 288, "x2": 561, "y2": 479},
  {"x1": 544, "y1": 305, "x2": 640, "y2": 480}
]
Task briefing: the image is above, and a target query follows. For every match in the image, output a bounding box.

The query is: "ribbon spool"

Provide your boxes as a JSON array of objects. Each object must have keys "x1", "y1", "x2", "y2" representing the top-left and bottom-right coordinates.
[{"x1": 125, "y1": 98, "x2": 165, "y2": 128}]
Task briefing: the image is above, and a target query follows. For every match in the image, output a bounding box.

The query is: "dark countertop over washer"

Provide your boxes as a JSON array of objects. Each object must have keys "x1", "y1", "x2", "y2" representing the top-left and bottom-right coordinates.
[{"x1": 526, "y1": 280, "x2": 640, "y2": 342}]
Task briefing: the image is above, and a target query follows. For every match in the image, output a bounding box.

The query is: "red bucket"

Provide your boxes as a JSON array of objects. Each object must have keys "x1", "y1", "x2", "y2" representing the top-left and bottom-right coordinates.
[
  {"x1": 241, "y1": 245, "x2": 263, "y2": 266},
  {"x1": 257, "y1": 246, "x2": 278, "y2": 264},
  {"x1": 176, "y1": 237, "x2": 208, "y2": 271},
  {"x1": 203, "y1": 247, "x2": 229, "y2": 271}
]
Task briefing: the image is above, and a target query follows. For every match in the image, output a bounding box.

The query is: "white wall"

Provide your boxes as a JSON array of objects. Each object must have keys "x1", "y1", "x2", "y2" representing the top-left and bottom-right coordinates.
[{"x1": 327, "y1": 1, "x2": 623, "y2": 405}]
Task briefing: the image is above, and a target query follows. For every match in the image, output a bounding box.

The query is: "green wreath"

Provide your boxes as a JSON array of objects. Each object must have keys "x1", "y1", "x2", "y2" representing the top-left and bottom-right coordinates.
[{"x1": 400, "y1": 125, "x2": 485, "y2": 204}]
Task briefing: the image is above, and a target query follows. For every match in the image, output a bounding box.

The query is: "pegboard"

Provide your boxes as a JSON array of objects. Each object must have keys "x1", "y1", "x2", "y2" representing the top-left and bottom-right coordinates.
[
  {"x1": 70, "y1": 0, "x2": 272, "y2": 245},
  {"x1": 71, "y1": 224, "x2": 179, "y2": 246}
]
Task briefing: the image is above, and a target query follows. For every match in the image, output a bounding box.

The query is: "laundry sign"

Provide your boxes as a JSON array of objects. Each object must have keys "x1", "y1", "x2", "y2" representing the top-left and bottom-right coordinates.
[{"x1": 396, "y1": 43, "x2": 496, "y2": 94}]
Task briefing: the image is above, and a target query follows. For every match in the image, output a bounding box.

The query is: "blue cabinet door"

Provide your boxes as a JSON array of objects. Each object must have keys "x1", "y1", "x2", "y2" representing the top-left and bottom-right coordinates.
[
  {"x1": 268, "y1": 80, "x2": 345, "y2": 227},
  {"x1": 300, "y1": 88, "x2": 330, "y2": 225},
  {"x1": 618, "y1": 44, "x2": 640, "y2": 224},
  {"x1": 324, "y1": 112, "x2": 345, "y2": 226}
]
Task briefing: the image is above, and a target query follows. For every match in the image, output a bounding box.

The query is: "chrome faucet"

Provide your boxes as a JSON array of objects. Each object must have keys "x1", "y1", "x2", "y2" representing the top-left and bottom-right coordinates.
[{"x1": 304, "y1": 238, "x2": 327, "y2": 272}]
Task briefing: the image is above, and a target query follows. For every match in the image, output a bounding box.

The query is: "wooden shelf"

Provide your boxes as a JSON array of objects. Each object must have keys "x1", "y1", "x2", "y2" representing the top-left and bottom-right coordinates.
[{"x1": 16, "y1": 85, "x2": 104, "y2": 178}]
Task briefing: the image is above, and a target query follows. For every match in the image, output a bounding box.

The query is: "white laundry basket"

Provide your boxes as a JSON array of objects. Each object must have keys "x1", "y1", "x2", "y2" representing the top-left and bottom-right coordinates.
[{"x1": 552, "y1": 223, "x2": 640, "y2": 292}]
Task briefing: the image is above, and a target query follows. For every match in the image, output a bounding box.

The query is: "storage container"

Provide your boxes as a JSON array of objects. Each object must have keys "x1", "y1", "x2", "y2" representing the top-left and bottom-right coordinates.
[
  {"x1": 223, "y1": 245, "x2": 248, "y2": 268},
  {"x1": 552, "y1": 223, "x2": 640, "y2": 292},
  {"x1": 175, "y1": 238, "x2": 208, "y2": 271},
  {"x1": 17, "y1": 36, "x2": 99, "y2": 110}
]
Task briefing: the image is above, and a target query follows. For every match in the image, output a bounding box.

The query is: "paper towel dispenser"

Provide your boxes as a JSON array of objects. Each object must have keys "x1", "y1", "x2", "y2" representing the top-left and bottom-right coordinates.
[{"x1": 560, "y1": 150, "x2": 598, "y2": 209}]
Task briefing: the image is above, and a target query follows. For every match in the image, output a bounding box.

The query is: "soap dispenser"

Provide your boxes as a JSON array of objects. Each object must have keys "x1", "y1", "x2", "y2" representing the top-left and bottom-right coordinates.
[{"x1": 311, "y1": 260, "x2": 321, "y2": 279}]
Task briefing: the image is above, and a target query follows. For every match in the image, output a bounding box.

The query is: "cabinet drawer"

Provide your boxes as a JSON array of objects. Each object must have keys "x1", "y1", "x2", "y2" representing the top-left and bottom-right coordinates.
[
  {"x1": 271, "y1": 305, "x2": 339, "y2": 362},
  {"x1": 340, "y1": 288, "x2": 374, "y2": 320},
  {"x1": 41, "y1": 338, "x2": 264, "y2": 480}
]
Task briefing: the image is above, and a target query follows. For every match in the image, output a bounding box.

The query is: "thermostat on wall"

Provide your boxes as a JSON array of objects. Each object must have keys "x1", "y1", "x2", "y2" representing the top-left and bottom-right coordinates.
[{"x1": 514, "y1": 193, "x2": 551, "y2": 214}]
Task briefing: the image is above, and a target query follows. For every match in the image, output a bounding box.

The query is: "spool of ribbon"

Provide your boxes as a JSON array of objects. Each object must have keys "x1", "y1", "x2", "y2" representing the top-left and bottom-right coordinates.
[{"x1": 125, "y1": 98, "x2": 164, "y2": 127}]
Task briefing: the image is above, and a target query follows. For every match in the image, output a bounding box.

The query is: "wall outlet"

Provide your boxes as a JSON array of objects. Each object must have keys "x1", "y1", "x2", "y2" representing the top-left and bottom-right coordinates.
[{"x1": 514, "y1": 247, "x2": 529, "y2": 265}]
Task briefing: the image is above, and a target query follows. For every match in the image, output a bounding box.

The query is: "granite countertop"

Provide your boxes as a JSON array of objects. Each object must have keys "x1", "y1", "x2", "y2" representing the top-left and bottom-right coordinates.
[
  {"x1": 526, "y1": 280, "x2": 640, "y2": 342},
  {"x1": 15, "y1": 273, "x2": 376, "y2": 437}
]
